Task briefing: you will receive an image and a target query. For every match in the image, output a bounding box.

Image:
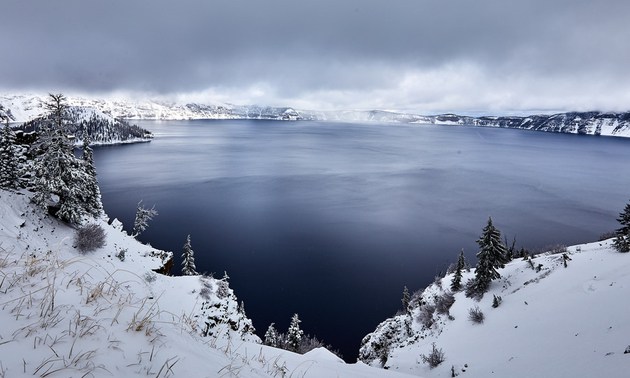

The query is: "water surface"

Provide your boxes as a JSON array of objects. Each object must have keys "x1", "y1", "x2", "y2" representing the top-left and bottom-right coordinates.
[{"x1": 93, "y1": 120, "x2": 630, "y2": 361}]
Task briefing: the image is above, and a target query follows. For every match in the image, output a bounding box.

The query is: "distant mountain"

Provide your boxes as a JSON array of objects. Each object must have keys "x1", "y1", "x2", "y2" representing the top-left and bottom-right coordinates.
[{"x1": 3, "y1": 94, "x2": 630, "y2": 138}]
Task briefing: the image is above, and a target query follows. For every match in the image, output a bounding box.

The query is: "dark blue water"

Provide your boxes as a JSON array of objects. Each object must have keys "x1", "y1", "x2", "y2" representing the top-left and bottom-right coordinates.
[{"x1": 92, "y1": 120, "x2": 630, "y2": 361}]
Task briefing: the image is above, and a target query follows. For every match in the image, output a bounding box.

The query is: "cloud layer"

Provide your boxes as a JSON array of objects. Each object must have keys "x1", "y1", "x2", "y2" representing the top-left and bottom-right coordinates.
[{"x1": 2, "y1": 0, "x2": 629, "y2": 113}]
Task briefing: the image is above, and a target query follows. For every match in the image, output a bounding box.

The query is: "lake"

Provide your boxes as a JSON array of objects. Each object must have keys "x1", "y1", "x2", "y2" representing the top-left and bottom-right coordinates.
[{"x1": 92, "y1": 119, "x2": 630, "y2": 361}]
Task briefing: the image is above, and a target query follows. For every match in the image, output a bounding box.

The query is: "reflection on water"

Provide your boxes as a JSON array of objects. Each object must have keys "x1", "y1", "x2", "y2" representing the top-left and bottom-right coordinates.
[{"x1": 93, "y1": 119, "x2": 630, "y2": 361}]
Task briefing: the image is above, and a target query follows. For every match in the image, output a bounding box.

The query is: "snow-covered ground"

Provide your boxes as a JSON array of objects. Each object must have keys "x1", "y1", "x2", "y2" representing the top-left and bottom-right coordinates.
[
  {"x1": 360, "y1": 240, "x2": 630, "y2": 377},
  {"x1": 0, "y1": 189, "x2": 412, "y2": 377}
]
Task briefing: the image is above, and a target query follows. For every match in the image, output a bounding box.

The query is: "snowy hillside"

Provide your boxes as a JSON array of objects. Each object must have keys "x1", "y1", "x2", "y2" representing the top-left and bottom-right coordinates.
[
  {"x1": 359, "y1": 241, "x2": 630, "y2": 377},
  {"x1": 3, "y1": 94, "x2": 630, "y2": 138},
  {"x1": 15, "y1": 105, "x2": 153, "y2": 146},
  {"x1": 0, "y1": 94, "x2": 301, "y2": 122},
  {"x1": 0, "y1": 189, "x2": 412, "y2": 377}
]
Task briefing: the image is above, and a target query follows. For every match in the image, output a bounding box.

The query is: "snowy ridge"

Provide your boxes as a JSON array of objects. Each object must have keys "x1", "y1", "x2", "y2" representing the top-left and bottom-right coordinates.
[
  {"x1": 4, "y1": 94, "x2": 630, "y2": 138},
  {"x1": 359, "y1": 242, "x2": 630, "y2": 377},
  {"x1": 0, "y1": 189, "x2": 411, "y2": 377}
]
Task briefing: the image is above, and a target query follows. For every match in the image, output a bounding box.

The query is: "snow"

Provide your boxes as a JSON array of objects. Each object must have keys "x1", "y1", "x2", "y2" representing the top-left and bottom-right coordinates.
[
  {"x1": 361, "y1": 242, "x2": 630, "y2": 377},
  {"x1": 0, "y1": 188, "x2": 412, "y2": 377}
]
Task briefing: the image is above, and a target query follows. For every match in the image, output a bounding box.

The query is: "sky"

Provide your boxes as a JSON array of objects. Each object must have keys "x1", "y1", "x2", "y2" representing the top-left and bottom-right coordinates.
[{"x1": 2, "y1": 0, "x2": 630, "y2": 115}]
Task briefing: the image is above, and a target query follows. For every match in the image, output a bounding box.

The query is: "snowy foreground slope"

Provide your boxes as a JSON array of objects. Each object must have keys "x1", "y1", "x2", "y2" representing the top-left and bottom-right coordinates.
[
  {"x1": 0, "y1": 189, "x2": 410, "y2": 378},
  {"x1": 360, "y1": 241, "x2": 630, "y2": 377}
]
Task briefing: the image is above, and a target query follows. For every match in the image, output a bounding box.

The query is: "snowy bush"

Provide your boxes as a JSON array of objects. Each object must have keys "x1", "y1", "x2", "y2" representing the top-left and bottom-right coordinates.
[
  {"x1": 464, "y1": 278, "x2": 484, "y2": 300},
  {"x1": 468, "y1": 305, "x2": 484, "y2": 324},
  {"x1": 116, "y1": 248, "x2": 126, "y2": 261},
  {"x1": 420, "y1": 342, "x2": 445, "y2": 369},
  {"x1": 143, "y1": 271, "x2": 157, "y2": 283},
  {"x1": 492, "y1": 295, "x2": 503, "y2": 308},
  {"x1": 74, "y1": 223, "x2": 106, "y2": 253},
  {"x1": 416, "y1": 303, "x2": 436, "y2": 328},
  {"x1": 436, "y1": 291, "x2": 455, "y2": 315},
  {"x1": 625, "y1": 345, "x2": 630, "y2": 354}
]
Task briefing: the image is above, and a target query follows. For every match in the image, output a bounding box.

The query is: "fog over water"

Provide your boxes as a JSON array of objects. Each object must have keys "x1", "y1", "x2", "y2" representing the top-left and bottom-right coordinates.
[{"x1": 93, "y1": 120, "x2": 630, "y2": 361}]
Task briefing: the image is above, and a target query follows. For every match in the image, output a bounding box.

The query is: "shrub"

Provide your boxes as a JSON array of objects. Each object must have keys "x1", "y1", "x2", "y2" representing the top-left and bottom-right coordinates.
[
  {"x1": 468, "y1": 306, "x2": 484, "y2": 324},
  {"x1": 420, "y1": 342, "x2": 445, "y2": 369},
  {"x1": 599, "y1": 231, "x2": 616, "y2": 241},
  {"x1": 416, "y1": 303, "x2": 436, "y2": 328},
  {"x1": 464, "y1": 278, "x2": 484, "y2": 301},
  {"x1": 492, "y1": 295, "x2": 502, "y2": 308},
  {"x1": 436, "y1": 291, "x2": 456, "y2": 315},
  {"x1": 74, "y1": 223, "x2": 106, "y2": 253},
  {"x1": 116, "y1": 248, "x2": 126, "y2": 261},
  {"x1": 143, "y1": 271, "x2": 157, "y2": 283}
]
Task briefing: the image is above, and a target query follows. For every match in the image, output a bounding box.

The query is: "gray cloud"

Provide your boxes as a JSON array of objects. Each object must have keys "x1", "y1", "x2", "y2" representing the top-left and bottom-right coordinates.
[{"x1": 2, "y1": 0, "x2": 629, "y2": 113}]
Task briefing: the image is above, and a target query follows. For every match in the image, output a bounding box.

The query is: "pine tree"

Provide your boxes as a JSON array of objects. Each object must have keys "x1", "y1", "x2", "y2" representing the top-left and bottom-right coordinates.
[
  {"x1": 286, "y1": 313, "x2": 304, "y2": 353},
  {"x1": 44, "y1": 93, "x2": 69, "y2": 131},
  {"x1": 264, "y1": 323, "x2": 279, "y2": 347},
  {"x1": 132, "y1": 200, "x2": 158, "y2": 238},
  {"x1": 0, "y1": 119, "x2": 20, "y2": 189},
  {"x1": 613, "y1": 201, "x2": 630, "y2": 253},
  {"x1": 79, "y1": 135, "x2": 103, "y2": 216},
  {"x1": 181, "y1": 234, "x2": 198, "y2": 276},
  {"x1": 31, "y1": 94, "x2": 86, "y2": 225},
  {"x1": 470, "y1": 217, "x2": 507, "y2": 297},
  {"x1": 450, "y1": 249, "x2": 466, "y2": 292},
  {"x1": 401, "y1": 286, "x2": 410, "y2": 315}
]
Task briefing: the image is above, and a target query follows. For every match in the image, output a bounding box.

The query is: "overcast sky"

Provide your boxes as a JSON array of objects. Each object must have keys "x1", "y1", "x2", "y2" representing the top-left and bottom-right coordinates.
[{"x1": 2, "y1": 0, "x2": 629, "y2": 114}]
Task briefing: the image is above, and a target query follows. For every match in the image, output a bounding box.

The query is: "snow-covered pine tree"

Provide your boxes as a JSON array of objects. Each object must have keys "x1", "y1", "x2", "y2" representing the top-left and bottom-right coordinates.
[
  {"x1": 0, "y1": 119, "x2": 20, "y2": 189},
  {"x1": 469, "y1": 217, "x2": 507, "y2": 297},
  {"x1": 181, "y1": 234, "x2": 198, "y2": 276},
  {"x1": 613, "y1": 201, "x2": 630, "y2": 252},
  {"x1": 450, "y1": 249, "x2": 466, "y2": 292},
  {"x1": 44, "y1": 93, "x2": 69, "y2": 131},
  {"x1": 132, "y1": 200, "x2": 158, "y2": 238},
  {"x1": 286, "y1": 313, "x2": 304, "y2": 353},
  {"x1": 31, "y1": 94, "x2": 87, "y2": 225},
  {"x1": 264, "y1": 323, "x2": 280, "y2": 347},
  {"x1": 401, "y1": 286, "x2": 411, "y2": 315},
  {"x1": 79, "y1": 135, "x2": 103, "y2": 217}
]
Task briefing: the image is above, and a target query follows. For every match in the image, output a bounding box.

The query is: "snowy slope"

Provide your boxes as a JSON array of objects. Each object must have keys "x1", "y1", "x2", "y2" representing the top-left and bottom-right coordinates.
[
  {"x1": 360, "y1": 241, "x2": 630, "y2": 377},
  {"x1": 0, "y1": 189, "x2": 412, "y2": 378}
]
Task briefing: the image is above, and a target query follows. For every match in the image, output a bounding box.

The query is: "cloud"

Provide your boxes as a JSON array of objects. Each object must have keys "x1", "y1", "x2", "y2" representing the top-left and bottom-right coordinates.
[{"x1": 1, "y1": 0, "x2": 629, "y2": 113}]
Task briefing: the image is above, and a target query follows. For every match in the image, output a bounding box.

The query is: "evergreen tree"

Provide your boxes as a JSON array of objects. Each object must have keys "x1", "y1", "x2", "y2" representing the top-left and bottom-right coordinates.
[
  {"x1": 450, "y1": 249, "x2": 466, "y2": 292},
  {"x1": 132, "y1": 200, "x2": 158, "y2": 238},
  {"x1": 181, "y1": 234, "x2": 198, "y2": 276},
  {"x1": 31, "y1": 94, "x2": 86, "y2": 225},
  {"x1": 286, "y1": 313, "x2": 304, "y2": 353},
  {"x1": 504, "y1": 235, "x2": 516, "y2": 261},
  {"x1": 264, "y1": 323, "x2": 280, "y2": 347},
  {"x1": 79, "y1": 135, "x2": 103, "y2": 216},
  {"x1": 613, "y1": 201, "x2": 630, "y2": 252},
  {"x1": 0, "y1": 119, "x2": 20, "y2": 189},
  {"x1": 44, "y1": 93, "x2": 69, "y2": 131},
  {"x1": 401, "y1": 286, "x2": 411, "y2": 315},
  {"x1": 469, "y1": 217, "x2": 507, "y2": 297}
]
